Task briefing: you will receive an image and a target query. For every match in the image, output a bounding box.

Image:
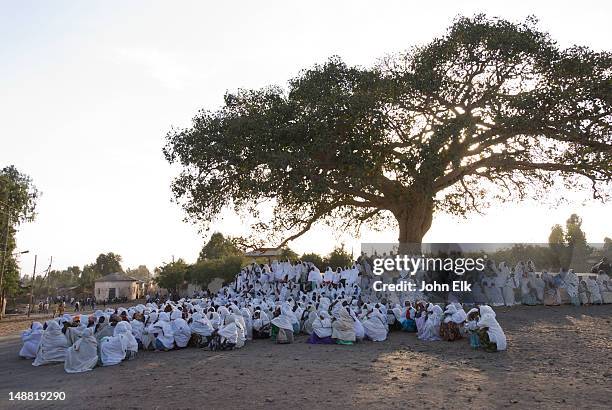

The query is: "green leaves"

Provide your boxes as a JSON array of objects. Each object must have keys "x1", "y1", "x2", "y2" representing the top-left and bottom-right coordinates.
[
  {"x1": 0, "y1": 165, "x2": 39, "y2": 297},
  {"x1": 164, "y1": 15, "x2": 611, "y2": 245}
]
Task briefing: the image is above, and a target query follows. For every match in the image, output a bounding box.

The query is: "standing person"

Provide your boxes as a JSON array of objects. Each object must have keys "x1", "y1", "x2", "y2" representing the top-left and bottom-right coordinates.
[{"x1": 56, "y1": 302, "x2": 65, "y2": 318}]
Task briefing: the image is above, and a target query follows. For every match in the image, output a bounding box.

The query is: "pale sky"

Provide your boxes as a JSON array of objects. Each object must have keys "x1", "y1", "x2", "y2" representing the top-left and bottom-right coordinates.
[{"x1": 1, "y1": 0, "x2": 610, "y2": 276}]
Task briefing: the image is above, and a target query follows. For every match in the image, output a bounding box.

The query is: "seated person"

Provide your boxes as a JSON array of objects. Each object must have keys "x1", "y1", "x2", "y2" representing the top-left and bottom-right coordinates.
[
  {"x1": 33, "y1": 320, "x2": 69, "y2": 366},
  {"x1": 19, "y1": 322, "x2": 43, "y2": 359},
  {"x1": 476, "y1": 306, "x2": 507, "y2": 352},
  {"x1": 64, "y1": 328, "x2": 98, "y2": 373}
]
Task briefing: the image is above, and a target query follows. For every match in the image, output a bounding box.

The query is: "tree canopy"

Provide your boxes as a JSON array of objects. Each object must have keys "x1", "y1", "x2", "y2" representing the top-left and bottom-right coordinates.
[
  {"x1": 198, "y1": 232, "x2": 242, "y2": 261},
  {"x1": 126, "y1": 265, "x2": 151, "y2": 281},
  {"x1": 164, "y1": 15, "x2": 611, "y2": 245},
  {"x1": 155, "y1": 259, "x2": 189, "y2": 295},
  {"x1": 0, "y1": 165, "x2": 38, "y2": 305}
]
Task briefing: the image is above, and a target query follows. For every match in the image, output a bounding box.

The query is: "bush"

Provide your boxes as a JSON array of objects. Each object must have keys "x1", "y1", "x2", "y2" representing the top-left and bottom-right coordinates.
[
  {"x1": 188, "y1": 256, "x2": 246, "y2": 288},
  {"x1": 324, "y1": 245, "x2": 354, "y2": 269}
]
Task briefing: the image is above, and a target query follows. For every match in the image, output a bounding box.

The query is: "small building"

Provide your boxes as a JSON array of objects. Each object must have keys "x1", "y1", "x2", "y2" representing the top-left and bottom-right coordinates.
[{"x1": 94, "y1": 272, "x2": 140, "y2": 301}]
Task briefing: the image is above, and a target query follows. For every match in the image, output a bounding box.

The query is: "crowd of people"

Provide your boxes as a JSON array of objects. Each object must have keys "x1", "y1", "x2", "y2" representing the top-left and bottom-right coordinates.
[
  {"x1": 17, "y1": 256, "x2": 611, "y2": 373},
  {"x1": 362, "y1": 256, "x2": 612, "y2": 307},
  {"x1": 465, "y1": 258, "x2": 612, "y2": 306}
]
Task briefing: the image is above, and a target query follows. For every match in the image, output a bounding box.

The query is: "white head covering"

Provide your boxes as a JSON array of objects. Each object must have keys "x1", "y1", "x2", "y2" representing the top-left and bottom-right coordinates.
[
  {"x1": 19, "y1": 322, "x2": 43, "y2": 359},
  {"x1": 64, "y1": 328, "x2": 98, "y2": 373},
  {"x1": 477, "y1": 306, "x2": 507, "y2": 351},
  {"x1": 114, "y1": 321, "x2": 138, "y2": 351},
  {"x1": 32, "y1": 320, "x2": 69, "y2": 366}
]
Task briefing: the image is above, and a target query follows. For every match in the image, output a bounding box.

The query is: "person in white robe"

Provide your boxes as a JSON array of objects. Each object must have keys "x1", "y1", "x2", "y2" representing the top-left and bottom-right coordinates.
[
  {"x1": 215, "y1": 315, "x2": 241, "y2": 349},
  {"x1": 323, "y1": 267, "x2": 334, "y2": 284},
  {"x1": 64, "y1": 328, "x2": 98, "y2": 373},
  {"x1": 19, "y1": 322, "x2": 43, "y2": 359},
  {"x1": 100, "y1": 334, "x2": 126, "y2": 366},
  {"x1": 542, "y1": 271, "x2": 561, "y2": 305},
  {"x1": 476, "y1": 305, "x2": 507, "y2": 352},
  {"x1": 482, "y1": 262, "x2": 504, "y2": 306},
  {"x1": 418, "y1": 304, "x2": 442, "y2": 342},
  {"x1": 307, "y1": 267, "x2": 322, "y2": 288},
  {"x1": 313, "y1": 311, "x2": 333, "y2": 338},
  {"x1": 207, "y1": 310, "x2": 222, "y2": 330},
  {"x1": 141, "y1": 312, "x2": 158, "y2": 350},
  {"x1": 130, "y1": 314, "x2": 145, "y2": 345},
  {"x1": 152, "y1": 312, "x2": 175, "y2": 351},
  {"x1": 171, "y1": 312, "x2": 191, "y2": 348},
  {"x1": 240, "y1": 307, "x2": 253, "y2": 340},
  {"x1": 533, "y1": 273, "x2": 546, "y2": 303},
  {"x1": 302, "y1": 309, "x2": 317, "y2": 335},
  {"x1": 586, "y1": 277, "x2": 602, "y2": 304},
  {"x1": 362, "y1": 308, "x2": 388, "y2": 342},
  {"x1": 252, "y1": 309, "x2": 271, "y2": 338},
  {"x1": 190, "y1": 312, "x2": 214, "y2": 338},
  {"x1": 271, "y1": 307, "x2": 295, "y2": 343},
  {"x1": 596, "y1": 272, "x2": 612, "y2": 304},
  {"x1": 499, "y1": 262, "x2": 518, "y2": 306},
  {"x1": 558, "y1": 269, "x2": 580, "y2": 305},
  {"x1": 331, "y1": 307, "x2": 356, "y2": 343},
  {"x1": 578, "y1": 278, "x2": 591, "y2": 304},
  {"x1": 350, "y1": 308, "x2": 365, "y2": 340},
  {"x1": 115, "y1": 321, "x2": 138, "y2": 356},
  {"x1": 33, "y1": 320, "x2": 69, "y2": 366}
]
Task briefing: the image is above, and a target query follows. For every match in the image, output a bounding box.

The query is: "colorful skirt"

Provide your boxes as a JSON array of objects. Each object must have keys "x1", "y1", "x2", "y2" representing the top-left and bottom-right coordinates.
[
  {"x1": 307, "y1": 333, "x2": 335, "y2": 344},
  {"x1": 401, "y1": 319, "x2": 417, "y2": 332},
  {"x1": 440, "y1": 322, "x2": 462, "y2": 341},
  {"x1": 469, "y1": 332, "x2": 480, "y2": 349}
]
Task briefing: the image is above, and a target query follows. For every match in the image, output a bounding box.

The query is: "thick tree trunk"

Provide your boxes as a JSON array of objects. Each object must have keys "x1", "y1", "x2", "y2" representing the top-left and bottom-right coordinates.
[{"x1": 394, "y1": 196, "x2": 434, "y2": 246}]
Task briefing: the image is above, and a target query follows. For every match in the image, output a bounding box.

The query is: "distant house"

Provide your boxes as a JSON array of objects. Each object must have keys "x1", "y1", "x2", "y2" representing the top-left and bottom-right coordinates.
[{"x1": 94, "y1": 272, "x2": 140, "y2": 301}]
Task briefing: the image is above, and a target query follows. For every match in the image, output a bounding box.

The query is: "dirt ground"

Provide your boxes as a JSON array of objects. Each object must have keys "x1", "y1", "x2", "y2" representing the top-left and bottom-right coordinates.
[{"x1": 0, "y1": 304, "x2": 610, "y2": 409}]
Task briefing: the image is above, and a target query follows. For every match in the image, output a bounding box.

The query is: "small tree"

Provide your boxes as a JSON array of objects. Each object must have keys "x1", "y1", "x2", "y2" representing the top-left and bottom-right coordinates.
[
  {"x1": 280, "y1": 247, "x2": 298, "y2": 260},
  {"x1": 324, "y1": 245, "x2": 354, "y2": 268},
  {"x1": 188, "y1": 256, "x2": 245, "y2": 288},
  {"x1": 548, "y1": 224, "x2": 568, "y2": 268},
  {"x1": 198, "y1": 232, "x2": 242, "y2": 261},
  {"x1": 301, "y1": 252, "x2": 324, "y2": 269},
  {"x1": 155, "y1": 259, "x2": 189, "y2": 295},
  {"x1": 126, "y1": 265, "x2": 151, "y2": 281},
  {"x1": 564, "y1": 214, "x2": 590, "y2": 271}
]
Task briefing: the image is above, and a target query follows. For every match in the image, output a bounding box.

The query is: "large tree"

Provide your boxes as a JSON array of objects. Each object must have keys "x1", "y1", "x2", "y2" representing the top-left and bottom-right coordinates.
[
  {"x1": 0, "y1": 166, "x2": 38, "y2": 317},
  {"x1": 164, "y1": 15, "x2": 611, "y2": 245}
]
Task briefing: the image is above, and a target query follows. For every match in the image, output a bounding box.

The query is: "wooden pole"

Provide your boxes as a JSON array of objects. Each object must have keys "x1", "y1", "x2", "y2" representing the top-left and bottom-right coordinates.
[{"x1": 27, "y1": 254, "x2": 37, "y2": 318}]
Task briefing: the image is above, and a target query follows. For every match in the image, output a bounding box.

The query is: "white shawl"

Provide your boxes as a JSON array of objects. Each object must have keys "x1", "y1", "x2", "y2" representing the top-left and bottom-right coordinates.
[
  {"x1": 19, "y1": 322, "x2": 43, "y2": 359},
  {"x1": 64, "y1": 328, "x2": 98, "y2": 373},
  {"x1": 33, "y1": 320, "x2": 69, "y2": 366}
]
